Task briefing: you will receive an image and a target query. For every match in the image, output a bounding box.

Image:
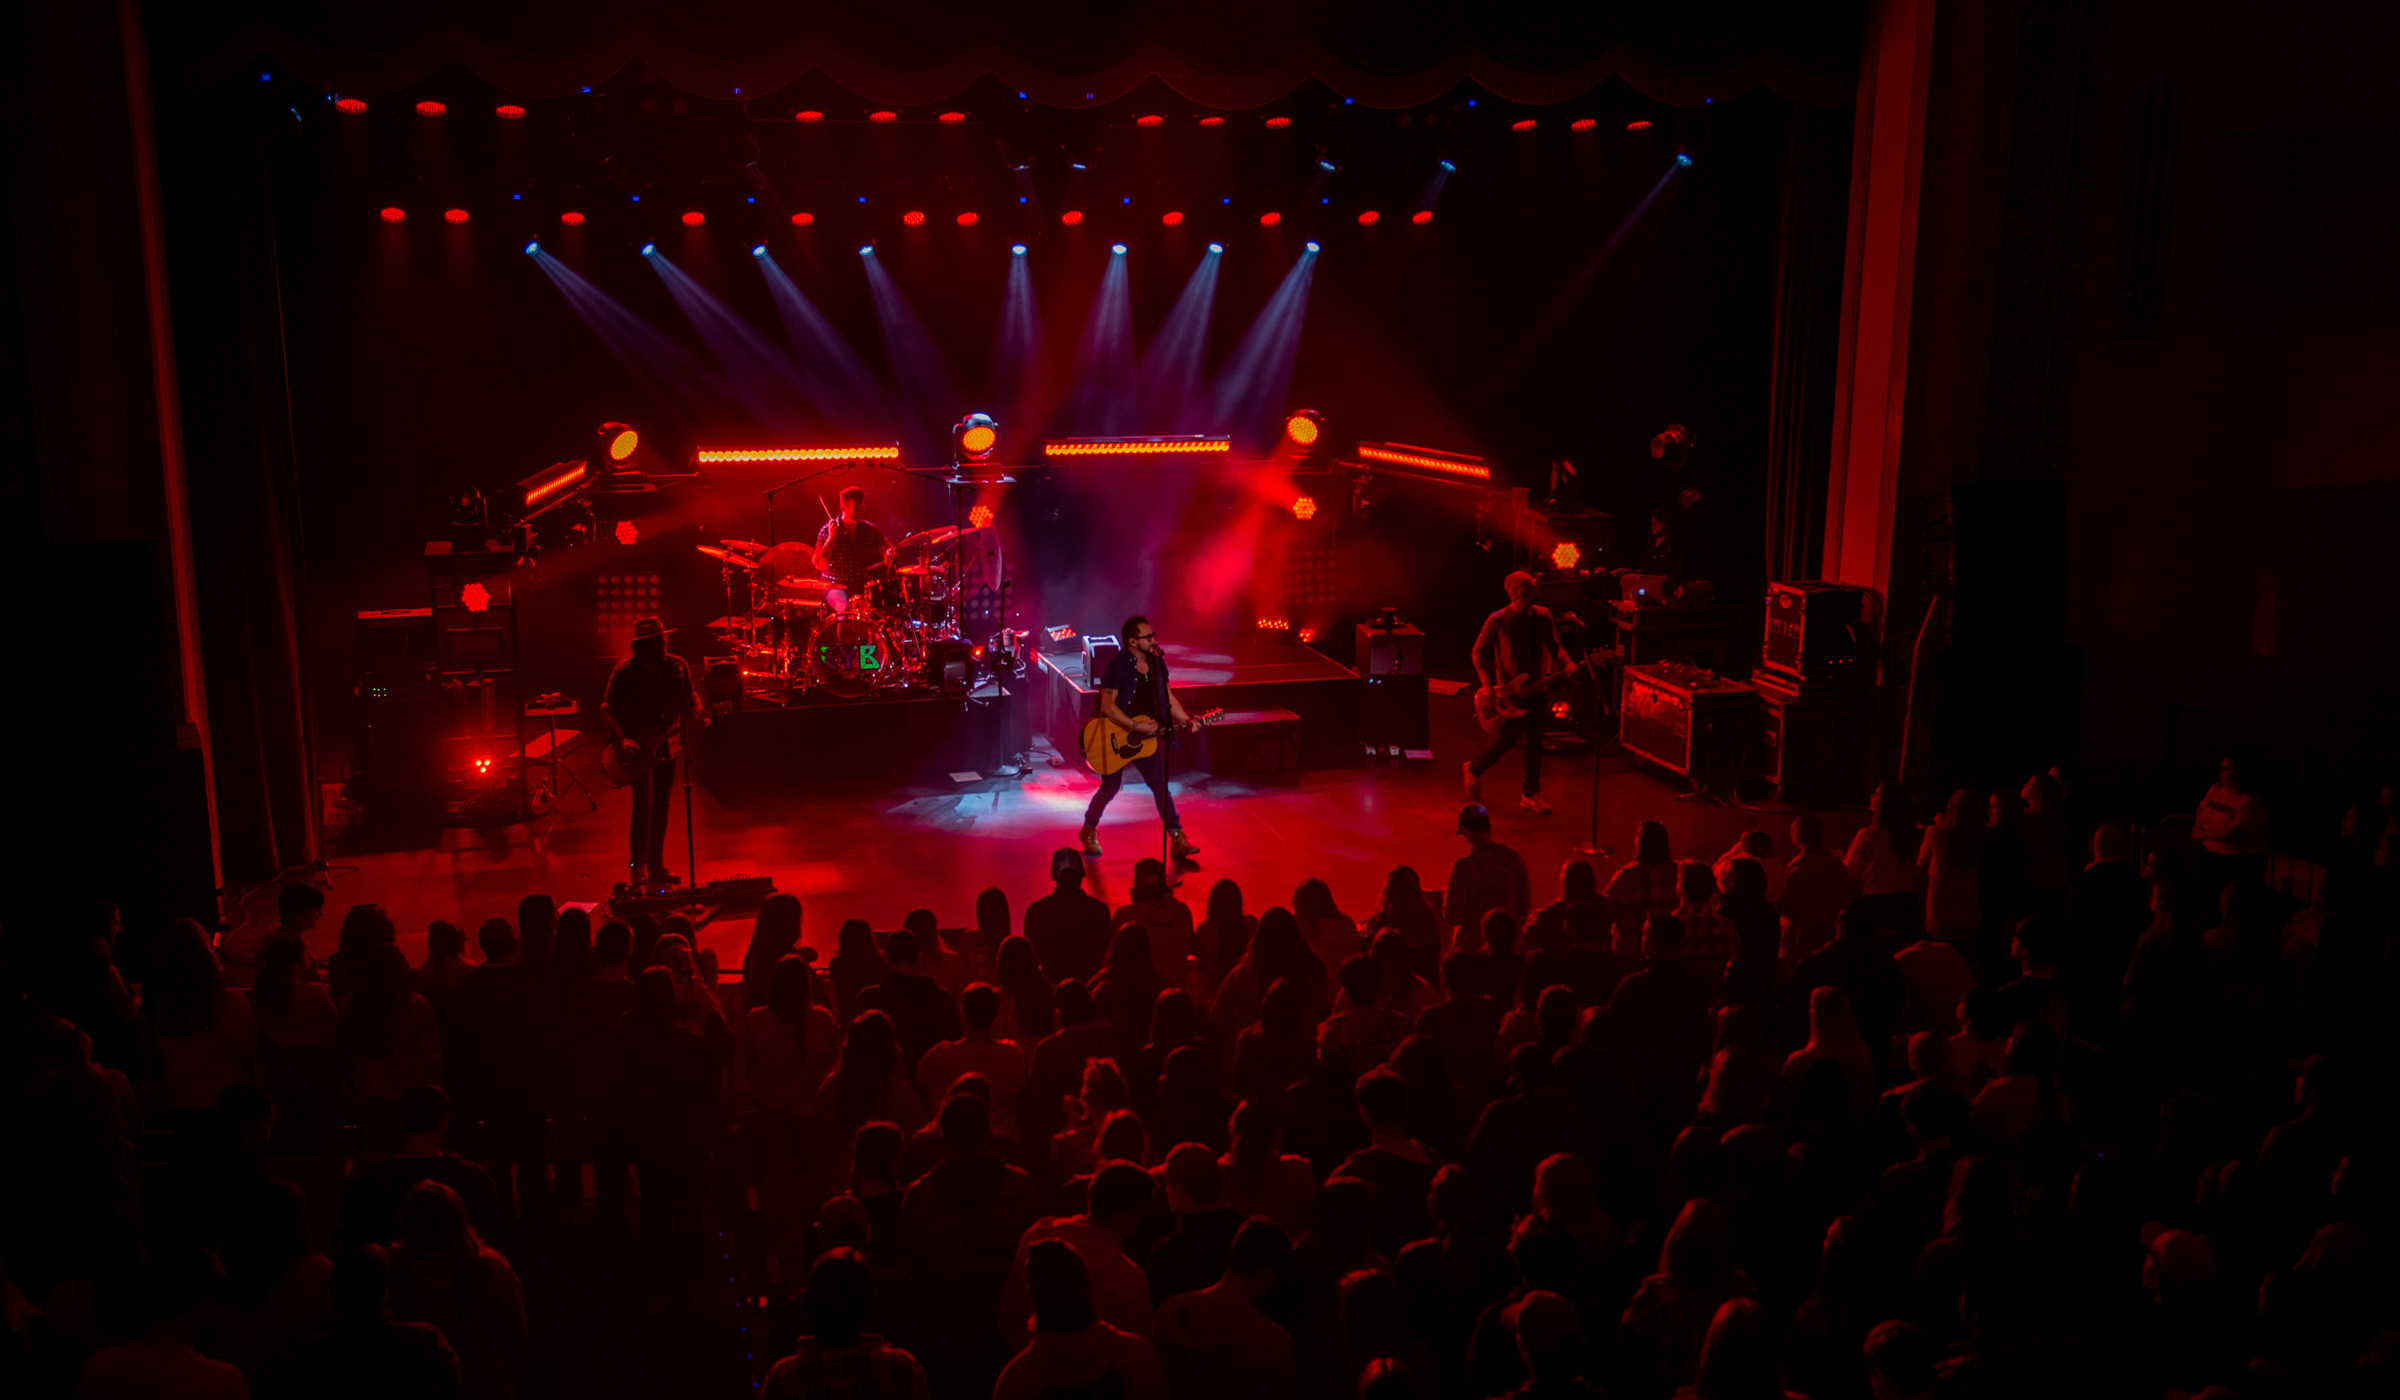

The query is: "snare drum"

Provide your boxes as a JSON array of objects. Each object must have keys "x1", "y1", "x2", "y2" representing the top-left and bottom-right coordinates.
[{"x1": 807, "y1": 612, "x2": 894, "y2": 698}]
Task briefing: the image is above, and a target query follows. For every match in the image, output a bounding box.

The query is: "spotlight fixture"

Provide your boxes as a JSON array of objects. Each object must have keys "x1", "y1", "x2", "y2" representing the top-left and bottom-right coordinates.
[
  {"x1": 956, "y1": 211, "x2": 979, "y2": 226},
  {"x1": 1198, "y1": 115, "x2": 1225, "y2": 127},
  {"x1": 900, "y1": 210, "x2": 924, "y2": 227},
  {"x1": 751, "y1": 244, "x2": 767, "y2": 257},
  {"x1": 1291, "y1": 495, "x2": 1318, "y2": 520},
  {"x1": 1260, "y1": 211, "x2": 1281, "y2": 227},
  {"x1": 968, "y1": 504, "x2": 996, "y2": 529},
  {"x1": 1043, "y1": 435, "x2": 1231, "y2": 459},
  {"x1": 1676, "y1": 151, "x2": 1694, "y2": 167},
  {"x1": 1207, "y1": 242, "x2": 1223, "y2": 254},
  {"x1": 1626, "y1": 119, "x2": 1653, "y2": 131},
  {"x1": 444, "y1": 208, "x2": 469, "y2": 224},
  {"x1": 1411, "y1": 210, "x2": 1433, "y2": 225},
  {"x1": 513, "y1": 459, "x2": 588, "y2": 517},
  {"x1": 1162, "y1": 211, "x2": 1183, "y2": 226},
  {"x1": 791, "y1": 211, "x2": 814, "y2": 226},
  {"x1": 1265, "y1": 116, "x2": 1292, "y2": 129},
  {"x1": 1305, "y1": 240, "x2": 1320, "y2": 253},
  {"x1": 869, "y1": 110, "x2": 898, "y2": 123},
  {"x1": 1551, "y1": 541, "x2": 1582, "y2": 569},
  {"x1": 334, "y1": 97, "x2": 367, "y2": 114},
  {"x1": 1357, "y1": 210, "x2": 1380, "y2": 226},
  {"x1": 681, "y1": 210, "x2": 705, "y2": 226},
  {"x1": 1570, "y1": 118, "x2": 1597, "y2": 132},
  {"x1": 1282, "y1": 410, "x2": 1323, "y2": 448},
  {"x1": 1011, "y1": 243, "x2": 1027, "y2": 255},
  {"x1": 938, "y1": 111, "x2": 967, "y2": 124},
  {"x1": 693, "y1": 445, "x2": 901, "y2": 464},
  {"x1": 795, "y1": 110, "x2": 824, "y2": 123},
  {"x1": 415, "y1": 100, "x2": 446, "y2": 116},
  {"x1": 640, "y1": 242, "x2": 657, "y2": 255},
  {"x1": 598, "y1": 422, "x2": 641, "y2": 464},
  {"x1": 858, "y1": 244, "x2": 874, "y2": 256},
  {"x1": 954, "y1": 412, "x2": 1000, "y2": 463},
  {"x1": 523, "y1": 240, "x2": 540, "y2": 255},
  {"x1": 379, "y1": 206, "x2": 406, "y2": 223},
  {"x1": 1136, "y1": 114, "x2": 1164, "y2": 127},
  {"x1": 496, "y1": 104, "x2": 525, "y2": 120},
  {"x1": 560, "y1": 211, "x2": 584, "y2": 226},
  {"x1": 1318, "y1": 158, "x2": 1338, "y2": 172},
  {"x1": 1111, "y1": 243, "x2": 1127, "y2": 255},
  {"x1": 1061, "y1": 210, "x2": 1084, "y2": 226},
  {"x1": 1511, "y1": 118, "x2": 1537, "y2": 132},
  {"x1": 1439, "y1": 158, "x2": 1457, "y2": 172},
  {"x1": 1358, "y1": 440, "x2": 1491, "y2": 483}
]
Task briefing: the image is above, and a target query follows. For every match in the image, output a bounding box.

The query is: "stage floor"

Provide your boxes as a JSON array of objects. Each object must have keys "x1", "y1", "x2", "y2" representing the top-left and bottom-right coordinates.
[{"x1": 295, "y1": 681, "x2": 1870, "y2": 974}]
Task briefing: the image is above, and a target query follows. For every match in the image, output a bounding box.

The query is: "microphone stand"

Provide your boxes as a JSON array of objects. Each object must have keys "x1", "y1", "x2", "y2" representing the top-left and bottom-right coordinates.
[{"x1": 1562, "y1": 610, "x2": 1613, "y2": 860}]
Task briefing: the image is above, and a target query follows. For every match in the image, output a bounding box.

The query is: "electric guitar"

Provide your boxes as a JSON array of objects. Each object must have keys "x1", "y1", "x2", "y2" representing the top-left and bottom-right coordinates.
[
  {"x1": 598, "y1": 702, "x2": 729, "y2": 787},
  {"x1": 1080, "y1": 707, "x2": 1227, "y2": 776},
  {"x1": 1473, "y1": 657, "x2": 1600, "y2": 732}
]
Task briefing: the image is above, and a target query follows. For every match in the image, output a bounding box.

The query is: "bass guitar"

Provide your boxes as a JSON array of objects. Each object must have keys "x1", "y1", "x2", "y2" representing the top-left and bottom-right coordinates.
[
  {"x1": 1472, "y1": 657, "x2": 1601, "y2": 732},
  {"x1": 1080, "y1": 707, "x2": 1226, "y2": 776}
]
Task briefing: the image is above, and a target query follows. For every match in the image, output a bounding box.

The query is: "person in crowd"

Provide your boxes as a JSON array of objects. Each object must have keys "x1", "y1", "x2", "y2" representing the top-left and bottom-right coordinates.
[
  {"x1": 249, "y1": 932, "x2": 341, "y2": 1152},
  {"x1": 1711, "y1": 831, "x2": 1780, "y2": 905},
  {"x1": 1606, "y1": 821, "x2": 1682, "y2": 957},
  {"x1": 340, "y1": 1086, "x2": 506, "y2": 1251},
  {"x1": 1320, "y1": 956, "x2": 1409, "y2": 1072},
  {"x1": 1598, "y1": 914, "x2": 1713, "y2": 1130},
  {"x1": 220, "y1": 882, "x2": 324, "y2": 990},
  {"x1": 339, "y1": 944, "x2": 442, "y2": 1156},
  {"x1": 329, "y1": 904, "x2": 400, "y2": 1005},
  {"x1": 905, "y1": 1093, "x2": 1039, "y2": 1392},
  {"x1": 1498, "y1": 1289, "x2": 1602, "y2": 1400},
  {"x1": 1413, "y1": 950, "x2": 1505, "y2": 1101},
  {"x1": 898, "y1": 908, "x2": 968, "y2": 998},
  {"x1": 1094, "y1": 925, "x2": 1168, "y2": 1044},
  {"x1": 825, "y1": 919, "x2": 888, "y2": 1021},
  {"x1": 740, "y1": 954, "x2": 842, "y2": 1118},
  {"x1": 555, "y1": 919, "x2": 635, "y2": 1231},
  {"x1": 291, "y1": 1245, "x2": 461, "y2": 1400},
  {"x1": 201, "y1": 1181, "x2": 333, "y2": 1400},
  {"x1": 1153, "y1": 1216, "x2": 1297, "y2": 1400},
  {"x1": 738, "y1": 893, "x2": 804, "y2": 1011},
  {"x1": 386, "y1": 1183, "x2": 524, "y2": 1400},
  {"x1": 1211, "y1": 908, "x2": 1331, "y2": 1053},
  {"x1": 992, "y1": 935, "x2": 1058, "y2": 1045},
  {"x1": 1026, "y1": 848, "x2": 1114, "y2": 985},
  {"x1": 76, "y1": 1249, "x2": 251, "y2": 1400},
  {"x1": 1193, "y1": 879, "x2": 1256, "y2": 996},
  {"x1": 1365, "y1": 866, "x2": 1444, "y2": 981},
  {"x1": 449, "y1": 919, "x2": 546, "y2": 1221},
  {"x1": 1003, "y1": 1160, "x2": 1156, "y2": 1344},
  {"x1": 917, "y1": 982, "x2": 1029, "y2": 1137},
  {"x1": 1671, "y1": 862, "x2": 1736, "y2": 994},
  {"x1": 1446, "y1": 805, "x2": 1532, "y2": 950},
  {"x1": 758, "y1": 1247, "x2": 928, "y2": 1400},
  {"x1": 1919, "y1": 789, "x2": 1984, "y2": 943},
  {"x1": 1140, "y1": 1143, "x2": 1243, "y2": 1304},
  {"x1": 616, "y1": 967, "x2": 732, "y2": 1281},
  {"x1": 414, "y1": 922, "x2": 473, "y2": 1017},
  {"x1": 1334, "y1": 1071, "x2": 1438, "y2": 1259},
  {"x1": 995, "y1": 1239, "x2": 1170, "y2": 1400},
  {"x1": 854, "y1": 929, "x2": 965, "y2": 1077},
  {"x1": 149, "y1": 918, "x2": 261, "y2": 1120},
  {"x1": 1779, "y1": 814, "x2": 1855, "y2": 968},
  {"x1": 1292, "y1": 878, "x2": 1363, "y2": 969},
  {"x1": 1617, "y1": 1199, "x2": 1757, "y2": 1399},
  {"x1": 1220, "y1": 1098, "x2": 1320, "y2": 1235},
  {"x1": 1117, "y1": 861, "x2": 1196, "y2": 987},
  {"x1": 1781, "y1": 903, "x2": 1904, "y2": 1074},
  {"x1": 1844, "y1": 786, "x2": 1924, "y2": 924}
]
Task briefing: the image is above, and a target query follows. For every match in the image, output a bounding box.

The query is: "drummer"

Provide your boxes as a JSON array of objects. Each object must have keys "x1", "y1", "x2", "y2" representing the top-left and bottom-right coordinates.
[{"x1": 811, "y1": 486, "x2": 893, "y2": 614}]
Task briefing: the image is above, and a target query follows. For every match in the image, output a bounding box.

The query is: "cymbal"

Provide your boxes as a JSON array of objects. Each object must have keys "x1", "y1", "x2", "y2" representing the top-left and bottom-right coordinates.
[
  {"x1": 696, "y1": 543, "x2": 761, "y2": 567},
  {"x1": 775, "y1": 578, "x2": 834, "y2": 598},
  {"x1": 895, "y1": 522, "x2": 985, "y2": 550},
  {"x1": 719, "y1": 538, "x2": 766, "y2": 553},
  {"x1": 894, "y1": 564, "x2": 940, "y2": 577}
]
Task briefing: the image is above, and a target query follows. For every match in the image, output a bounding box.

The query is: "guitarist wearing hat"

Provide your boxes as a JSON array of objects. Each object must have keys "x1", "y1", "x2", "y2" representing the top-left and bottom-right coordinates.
[
  {"x1": 1466, "y1": 571, "x2": 1572, "y2": 814},
  {"x1": 602, "y1": 617, "x2": 705, "y2": 890}
]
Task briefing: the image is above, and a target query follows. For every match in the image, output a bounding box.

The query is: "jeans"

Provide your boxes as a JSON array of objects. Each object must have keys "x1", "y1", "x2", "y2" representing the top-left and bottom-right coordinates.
[
  {"x1": 1085, "y1": 746, "x2": 1181, "y2": 831},
  {"x1": 627, "y1": 750, "x2": 676, "y2": 869},
  {"x1": 1469, "y1": 705, "x2": 1547, "y2": 795}
]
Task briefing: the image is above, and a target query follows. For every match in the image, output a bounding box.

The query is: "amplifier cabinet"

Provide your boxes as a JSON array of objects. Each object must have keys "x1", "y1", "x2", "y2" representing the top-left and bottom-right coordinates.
[
  {"x1": 1762, "y1": 581, "x2": 1872, "y2": 682},
  {"x1": 1619, "y1": 664, "x2": 1758, "y2": 785},
  {"x1": 1754, "y1": 685, "x2": 1872, "y2": 798}
]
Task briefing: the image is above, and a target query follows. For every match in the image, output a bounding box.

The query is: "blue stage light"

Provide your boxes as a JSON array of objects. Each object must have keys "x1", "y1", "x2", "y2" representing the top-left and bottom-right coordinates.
[
  {"x1": 1305, "y1": 241, "x2": 1320, "y2": 253},
  {"x1": 1676, "y1": 152, "x2": 1694, "y2": 167},
  {"x1": 511, "y1": 193, "x2": 522, "y2": 202},
  {"x1": 751, "y1": 244, "x2": 768, "y2": 257},
  {"x1": 1208, "y1": 243, "x2": 1223, "y2": 254},
  {"x1": 1440, "y1": 159, "x2": 1457, "y2": 172},
  {"x1": 859, "y1": 244, "x2": 874, "y2": 255},
  {"x1": 630, "y1": 195, "x2": 641, "y2": 202},
  {"x1": 1111, "y1": 243, "x2": 1127, "y2": 255},
  {"x1": 523, "y1": 240, "x2": 539, "y2": 255},
  {"x1": 1011, "y1": 243, "x2": 1027, "y2": 255},
  {"x1": 639, "y1": 243, "x2": 656, "y2": 255},
  {"x1": 1319, "y1": 160, "x2": 1336, "y2": 172}
]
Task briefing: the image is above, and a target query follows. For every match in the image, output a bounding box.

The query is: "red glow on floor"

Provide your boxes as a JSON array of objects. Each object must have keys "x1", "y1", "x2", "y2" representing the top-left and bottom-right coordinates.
[
  {"x1": 1357, "y1": 210, "x2": 1379, "y2": 226},
  {"x1": 795, "y1": 110, "x2": 824, "y2": 123},
  {"x1": 1061, "y1": 210, "x2": 1084, "y2": 226},
  {"x1": 791, "y1": 212, "x2": 814, "y2": 227},
  {"x1": 444, "y1": 208, "x2": 469, "y2": 224},
  {"x1": 1162, "y1": 210, "x2": 1184, "y2": 227},
  {"x1": 496, "y1": 104, "x2": 525, "y2": 120},
  {"x1": 334, "y1": 98, "x2": 367, "y2": 114},
  {"x1": 1259, "y1": 211, "x2": 1281, "y2": 227},
  {"x1": 1412, "y1": 209, "x2": 1434, "y2": 225},
  {"x1": 955, "y1": 211, "x2": 978, "y2": 227},
  {"x1": 380, "y1": 206, "x2": 406, "y2": 224},
  {"x1": 681, "y1": 210, "x2": 705, "y2": 227},
  {"x1": 560, "y1": 211, "x2": 584, "y2": 226},
  {"x1": 614, "y1": 519, "x2": 639, "y2": 545},
  {"x1": 415, "y1": 100, "x2": 446, "y2": 117}
]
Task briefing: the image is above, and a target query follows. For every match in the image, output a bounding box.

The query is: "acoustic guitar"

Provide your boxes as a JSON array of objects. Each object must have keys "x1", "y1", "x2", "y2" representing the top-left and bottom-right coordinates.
[
  {"x1": 1472, "y1": 657, "x2": 1600, "y2": 732},
  {"x1": 1079, "y1": 707, "x2": 1226, "y2": 776}
]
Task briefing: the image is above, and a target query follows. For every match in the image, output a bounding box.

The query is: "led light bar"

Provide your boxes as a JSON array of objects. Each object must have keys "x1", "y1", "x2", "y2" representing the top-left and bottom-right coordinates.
[
  {"x1": 514, "y1": 458, "x2": 588, "y2": 515},
  {"x1": 694, "y1": 445, "x2": 902, "y2": 464},
  {"x1": 1043, "y1": 435, "x2": 1232, "y2": 459},
  {"x1": 1357, "y1": 441, "x2": 1492, "y2": 482}
]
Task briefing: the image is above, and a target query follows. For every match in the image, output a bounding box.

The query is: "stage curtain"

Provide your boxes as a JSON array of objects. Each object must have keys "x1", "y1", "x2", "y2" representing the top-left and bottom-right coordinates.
[{"x1": 147, "y1": 1, "x2": 1859, "y2": 107}]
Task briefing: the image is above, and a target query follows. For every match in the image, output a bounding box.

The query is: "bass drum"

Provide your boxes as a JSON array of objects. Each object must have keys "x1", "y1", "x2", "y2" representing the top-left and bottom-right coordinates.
[{"x1": 807, "y1": 612, "x2": 894, "y2": 698}]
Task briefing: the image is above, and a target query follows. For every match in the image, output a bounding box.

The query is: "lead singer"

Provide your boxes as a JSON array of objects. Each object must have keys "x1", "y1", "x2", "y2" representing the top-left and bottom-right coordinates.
[{"x1": 1080, "y1": 616, "x2": 1201, "y2": 860}]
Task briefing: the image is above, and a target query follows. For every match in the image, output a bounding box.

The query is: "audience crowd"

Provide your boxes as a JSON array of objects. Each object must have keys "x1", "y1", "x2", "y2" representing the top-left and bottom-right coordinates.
[{"x1": 4, "y1": 763, "x2": 2398, "y2": 1400}]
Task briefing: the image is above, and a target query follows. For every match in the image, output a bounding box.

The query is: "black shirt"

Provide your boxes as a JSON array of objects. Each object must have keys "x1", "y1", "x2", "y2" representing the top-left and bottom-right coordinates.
[
  {"x1": 602, "y1": 650, "x2": 697, "y2": 751},
  {"x1": 1102, "y1": 647, "x2": 1168, "y2": 719}
]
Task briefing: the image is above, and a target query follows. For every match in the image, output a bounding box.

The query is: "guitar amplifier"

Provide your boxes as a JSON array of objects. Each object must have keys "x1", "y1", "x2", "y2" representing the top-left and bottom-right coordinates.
[
  {"x1": 1354, "y1": 620, "x2": 1425, "y2": 677},
  {"x1": 1619, "y1": 663, "x2": 1758, "y2": 785},
  {"x1": 1082, "y1": 634, "x2": 1121, "y2": 684},
  {"x1": 1762, "y1": 581, "x2": 1872, "y2": 682}
]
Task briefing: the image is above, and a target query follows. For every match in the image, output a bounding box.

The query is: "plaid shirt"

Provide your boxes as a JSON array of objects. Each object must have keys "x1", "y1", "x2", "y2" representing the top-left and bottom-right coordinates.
[
  {"x1": 760, "y1": 1337, "x2": 929, "y2": 1400},
  {"x1": 1618, "y1": 1272, "x2": 1755, "y2": 1396}
]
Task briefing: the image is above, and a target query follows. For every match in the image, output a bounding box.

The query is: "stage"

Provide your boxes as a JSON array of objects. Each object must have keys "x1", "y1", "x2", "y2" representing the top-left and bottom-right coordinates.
[{"x1": 296, "y1": 676, "x2": 1869, "y2": 978}]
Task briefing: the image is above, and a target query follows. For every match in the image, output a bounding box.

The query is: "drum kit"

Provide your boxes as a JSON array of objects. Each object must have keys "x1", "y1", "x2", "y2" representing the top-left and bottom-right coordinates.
[{"x1": 696, "y1": 523, "x2": 993, "y2": 702}]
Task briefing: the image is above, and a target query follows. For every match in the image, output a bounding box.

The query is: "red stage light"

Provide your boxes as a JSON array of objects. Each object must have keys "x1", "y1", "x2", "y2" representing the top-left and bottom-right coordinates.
[
  {"x1": 1358, "y1": 441, "x2": 1489, "y2": 481},
  {"x1": 1198, "y1": 115, "x2": 1225, "y2": 127},
  {"x1": 791, "y1": 211, "x2": 815, "y2": 227},
  {"x1": 902, "y1": 210, "x2": 926, "y2": 227},
  {"x1": 444, "y1": 208, "x2": 469, "y2": 224},
  {"x1": 1551, "y1": 541, "x2": 1581, "y2": 569},
  {"x1": 560, "y1": 210, "x2": 584, "y2": 226},
  {"x1": 1136, "y1": 114, "x2": 1164, "y2": 127},
  {"x1": 1298, "y1": 627, "x2": 1318, "y2": 644},
  {"x1": 1411, "y1": 209, "x2": 1433, "y2": 225},
  {"x1": 694, "y1": 445, "x2": 902, "y2": 463},
  {"x1": 1512, "y1": 118, "x2": 1537, "y2": 132},
  {"x1": 415, "y1": 100, "x2": 446, "y2": 116},
  {"x1": 1626, "y1": 119, "x2": 1653, "y2": 131},
  {"x1": 1570, "y1": 117, "x2": 1597, "y2": 132},
  {"x1": 868, "y1": 110, "x2": 898, "y2": 123},
  {"x1": 1265, "y1": 116, "x2": 1292, "y2": 129},
  {"x1": 1357, "y1": 209, "x2": 1379, "y2": 226},
  {"x1": 938, "y1": 111, "x2": 966, "y2": 124},
  {"x1": 1259, "y1": 211, "x2": 1281, "y2": 227},
  {"x1": 460, "y1": 581, "x2": 491, "y2": 613},
  {"x1": 795, "y1": 110, "x2": 824, "y2": 123},
  {"x1": 969, "y1": 504, "x2": 996, "y2": 529},
  {"x1": 379, "y1": 206, "x2": 406, "y2": 223},
  {"x1": 955, "y1": 211, "x2": 978, "y2": 227},
  {"x1": 1550, "y1": 699, "x2": 1571, "y2": 719},
  {"x1": 1283, "y1": 411, "x2": 1322, "y2": 447},
  {"x1": 472, "y1": 755, "x2": 494, "y2": 775},
  {"x1": 1061, "y1": 210, "x2": 1084, "y2": 226},
  {"x1": 1257, "y1": 617, "x2": 1289, "y2": 631},
  {"x1": 681, "y1": 210, "x2": 705, "y2": 227},
  {"x1": 1291, "y1": 495, "x2": 1317, "y2": 521},
  {"x1": 334, "y1": 97, "x2": 367, "y2": 114},
  {"x1": 496, "y1": 104, "x2": 525, "y2": 120},
  {"x1": 614, "y1": 519, "x2": 639, "y2": 545},
  {"x1": 1162, "y1": 210, "x2": 1184, "y2": 227}
]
